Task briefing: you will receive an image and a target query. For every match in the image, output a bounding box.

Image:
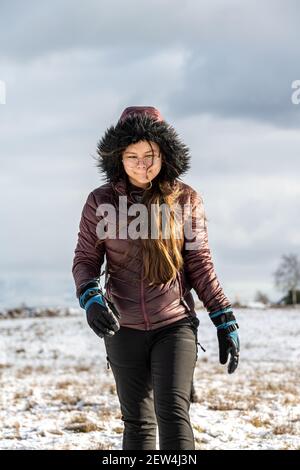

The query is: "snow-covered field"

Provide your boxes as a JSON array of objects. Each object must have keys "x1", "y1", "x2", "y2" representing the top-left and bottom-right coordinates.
[{"x1": 0, "y1": 308, "x2": 299, "y2": 450}]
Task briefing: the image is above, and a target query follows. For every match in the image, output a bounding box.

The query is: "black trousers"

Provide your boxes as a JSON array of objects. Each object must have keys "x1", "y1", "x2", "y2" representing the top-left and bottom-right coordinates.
[{"x1": 104, "y1": 317, "x2": 198, "y2": 450}]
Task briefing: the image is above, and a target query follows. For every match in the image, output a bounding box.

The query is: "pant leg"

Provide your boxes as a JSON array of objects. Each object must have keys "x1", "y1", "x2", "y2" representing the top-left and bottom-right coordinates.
[
  {"x1": 104, "y1": 327, "x2": 157, "y2": 450},
  {"x1": 150, "y1": 321, "x2": 197, "y2": 450}
]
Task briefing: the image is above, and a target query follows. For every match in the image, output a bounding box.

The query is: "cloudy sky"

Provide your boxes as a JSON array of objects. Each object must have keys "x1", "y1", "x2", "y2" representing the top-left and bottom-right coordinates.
[{"x1": 0, "y1": 0, "x2": 299, "y2": 308}]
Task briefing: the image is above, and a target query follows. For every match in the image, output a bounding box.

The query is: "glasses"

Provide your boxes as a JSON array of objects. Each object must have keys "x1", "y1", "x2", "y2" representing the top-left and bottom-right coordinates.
[{"x1": 122, "y1": 154, "x2": 161, "y2": 168}]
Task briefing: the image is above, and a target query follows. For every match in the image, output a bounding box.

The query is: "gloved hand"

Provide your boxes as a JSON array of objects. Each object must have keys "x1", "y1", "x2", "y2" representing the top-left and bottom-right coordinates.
[
  {"x1": 79, "y1": 280, "x2": 121, "y2": 339},
  {"x1": 209, "y1": 306, "x2": 240, "y2": 374}
]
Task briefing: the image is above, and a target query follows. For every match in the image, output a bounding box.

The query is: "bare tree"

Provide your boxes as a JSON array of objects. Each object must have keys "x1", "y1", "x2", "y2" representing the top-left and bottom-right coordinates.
[
  {"x1": 254, "y1": 290, "x2": 270, "y2": 305},
  {"x1": 273, "y1": 253, "x2": 300, "y2": 306}
]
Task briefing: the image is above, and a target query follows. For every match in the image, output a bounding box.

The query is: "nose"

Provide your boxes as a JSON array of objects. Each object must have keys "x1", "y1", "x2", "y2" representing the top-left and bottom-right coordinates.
[{"x1": 136, "y1": 159, "x2": 147, "y2": 168}]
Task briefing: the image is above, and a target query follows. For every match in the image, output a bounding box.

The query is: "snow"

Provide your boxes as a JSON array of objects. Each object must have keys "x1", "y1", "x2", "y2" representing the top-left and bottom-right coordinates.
[
  {"x1": 0, "y1": 308, "x2": 299, "y2": 450},
  {"x1": 243, "y1": 301, "x2": 268, "y2": 309}
]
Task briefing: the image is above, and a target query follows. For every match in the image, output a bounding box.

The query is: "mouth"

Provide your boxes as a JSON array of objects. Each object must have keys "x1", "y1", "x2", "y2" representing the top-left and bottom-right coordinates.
[{"x1": 134, "y1": 172, "x2": 149, "y2": 177}]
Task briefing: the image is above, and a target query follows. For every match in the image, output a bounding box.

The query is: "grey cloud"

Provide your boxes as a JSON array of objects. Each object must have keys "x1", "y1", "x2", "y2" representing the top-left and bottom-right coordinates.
[
  {"x1": 169, "y1": 45, "x2": 300, "y2": 128},
  {"x1": 1, "y1": 1, "x2": 299, "y2": 127}
]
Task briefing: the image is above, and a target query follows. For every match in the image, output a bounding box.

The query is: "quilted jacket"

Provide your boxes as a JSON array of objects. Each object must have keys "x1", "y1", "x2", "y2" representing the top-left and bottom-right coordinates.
[{"x1": 72, "y1": 178, "x2": 232, "y2": 331}]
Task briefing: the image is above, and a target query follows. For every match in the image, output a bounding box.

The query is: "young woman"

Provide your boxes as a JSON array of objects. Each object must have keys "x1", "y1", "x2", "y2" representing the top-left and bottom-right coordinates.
[{"x1": 72, "y1": 106, "x2": 240, "y2": 450}]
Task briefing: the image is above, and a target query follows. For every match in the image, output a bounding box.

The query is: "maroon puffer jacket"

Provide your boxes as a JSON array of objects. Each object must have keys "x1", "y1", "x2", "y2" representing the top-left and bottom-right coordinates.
[{"x1": 72, "y1": 178, "x2": 232, "y2": 330}]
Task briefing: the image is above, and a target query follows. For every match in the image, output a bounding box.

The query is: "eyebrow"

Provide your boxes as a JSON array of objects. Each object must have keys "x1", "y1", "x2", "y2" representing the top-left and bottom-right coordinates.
[{"x1": 124, "y1": 150, "x2": 159, "y2": 155}]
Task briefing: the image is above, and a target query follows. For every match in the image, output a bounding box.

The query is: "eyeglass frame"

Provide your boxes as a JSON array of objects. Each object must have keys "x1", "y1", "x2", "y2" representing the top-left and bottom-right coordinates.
[{"x1": 122, "y1": 153, "x2": 162, "y2": 168}]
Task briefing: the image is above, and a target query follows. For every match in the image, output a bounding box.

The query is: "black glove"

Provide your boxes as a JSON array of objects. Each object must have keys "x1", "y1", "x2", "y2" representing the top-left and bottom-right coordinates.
[
  {"x1": 209, "y1": 307, "x2": 240, "y2": 374},
  {"x1": 79, "y1": 280, "x2": 121, "y2": 339}
]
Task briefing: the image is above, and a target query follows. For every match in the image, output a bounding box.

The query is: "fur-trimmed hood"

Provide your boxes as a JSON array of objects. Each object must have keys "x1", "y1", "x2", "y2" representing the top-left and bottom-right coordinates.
[{"x1": 95, "y1": 108, "x2": 191, "y2": 185}]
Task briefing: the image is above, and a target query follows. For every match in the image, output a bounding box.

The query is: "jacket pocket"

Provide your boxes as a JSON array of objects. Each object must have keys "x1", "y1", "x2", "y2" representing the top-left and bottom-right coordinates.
[{"x1": 177, "y1": 270, "x2": 192, "y2": 313}]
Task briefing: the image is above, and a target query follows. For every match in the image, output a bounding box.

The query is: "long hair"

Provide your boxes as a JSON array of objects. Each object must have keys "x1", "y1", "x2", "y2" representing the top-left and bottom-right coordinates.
[{"x1": 140, "y1": 178, "x2": 185, "y2": 285}]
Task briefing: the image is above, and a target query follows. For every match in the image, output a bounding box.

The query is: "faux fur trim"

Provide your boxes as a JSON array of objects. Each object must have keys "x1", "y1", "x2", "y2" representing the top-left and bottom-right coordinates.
[{"x1": 96, "y1": 113, "x2": 191, "y2": 184}]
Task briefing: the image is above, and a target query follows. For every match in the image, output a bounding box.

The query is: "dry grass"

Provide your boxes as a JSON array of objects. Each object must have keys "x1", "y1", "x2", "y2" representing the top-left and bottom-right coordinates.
[
  {"x1": 249, "y1": 416, "x2": 271, "y2": 428},
  {"x1": 64, "y1": 422, "x2": 99, "y2": 433},
  {"x1": 73, "y1": 364, "x2": 92, "y2": 373},
  {"x1": 55, "y1": 380, "x2": 78, "y2": 389},
  {"x1": 97, "y1": 406, "x2": 115, "y2": 420},
  {"x1": 193, "y1": 424, "x2": 206, "y2": 433},
  {"x1": 283, "y1": 395, "x2": 299, "y2": 405},
  {"x1": 64, "y1": 413, "x2": 103, "y2": 433},
  {"x1": 13, "y1": 388, "x2": 33, "y2": 400},
  {"x1": 208, "y1": 400, "x2": 253, "y2": 411},
  {"x1": 112, "y1": 426, "x2": 123, "y2": 434},
  {"x1": 273, "y1": 424, "x2": 297, "y2": 435},
  {"x1": 264, "y1": 382, "x2": 298, "y2": 394},
  {"x1": 15, "y1": 365, "x2": 51, "y2": 378},
  {"x1": 89, "y1": 442, "x2": 114, "y2": 450},
  {"x1": 51, "y1": 391, "x2": 83, "y2": 405}
]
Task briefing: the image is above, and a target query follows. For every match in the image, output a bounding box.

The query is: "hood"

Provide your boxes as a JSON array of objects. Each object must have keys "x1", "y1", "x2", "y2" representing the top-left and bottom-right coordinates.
[{"x1": 96, "y1": 108, "x2": 191, "y2": 185}]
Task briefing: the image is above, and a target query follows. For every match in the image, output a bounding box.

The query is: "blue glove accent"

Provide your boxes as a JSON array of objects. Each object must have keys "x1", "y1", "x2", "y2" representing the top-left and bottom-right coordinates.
[
  {"x1": 84, "y1": 293, "x2": 107, "y2": 312},
  {"x1": 210, "y1": 307, "x2": 233, "y2": 319},
  {"x1": 79, "y1": 287, "x2": 106, "y2": 310},
  {"x1": 79, "y1": 287, "x2": 97, "y2": 308},
  {"x1": 228, "y1": 330, "x2": 240, "y2": 350},
  {"x1": 217, "y1": 320, "x2": 237, "y2": 330}
]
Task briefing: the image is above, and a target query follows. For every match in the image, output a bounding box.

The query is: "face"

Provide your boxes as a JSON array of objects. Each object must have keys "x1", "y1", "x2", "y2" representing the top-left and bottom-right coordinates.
[{"x1": 122, "y1": 140, "x2": 162, "y2": 189}]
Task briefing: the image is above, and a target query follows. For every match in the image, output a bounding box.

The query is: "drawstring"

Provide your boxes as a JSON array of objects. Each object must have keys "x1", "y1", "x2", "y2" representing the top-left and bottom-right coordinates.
[
  {"x1": 106, "y1": 356, "x2": 110, "y2": 370},
  {"x1": 197, "y1": 341, "x2": 206, "y2": 352}
]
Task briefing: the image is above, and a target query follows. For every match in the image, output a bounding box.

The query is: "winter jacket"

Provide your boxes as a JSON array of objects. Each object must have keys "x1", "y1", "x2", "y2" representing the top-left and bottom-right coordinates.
[{"x1": 72, "y1": 177, "x2": 232, "y2": 331}]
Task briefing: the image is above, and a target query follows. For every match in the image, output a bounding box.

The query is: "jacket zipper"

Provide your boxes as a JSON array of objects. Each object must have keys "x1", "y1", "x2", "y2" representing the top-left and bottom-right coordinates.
[
  {"x1": 141, "y1": 264, "x2": 150, "y2": 330},
  {"x1": 106, "y1": 273, "x2": 111, "y2": 300},
  {"x1": 114, "y1": 181, "x2": 150, "y2": 330}
]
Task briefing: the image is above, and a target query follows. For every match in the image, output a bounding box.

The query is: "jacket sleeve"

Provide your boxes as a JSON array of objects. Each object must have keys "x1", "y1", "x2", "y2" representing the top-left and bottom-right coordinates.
[
  {"x1": 72, "y1": 191, "x2": 106, "y2": 299},
  {"x1": 182, "y1": 190, "x2": 232, "y2": 314}
]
